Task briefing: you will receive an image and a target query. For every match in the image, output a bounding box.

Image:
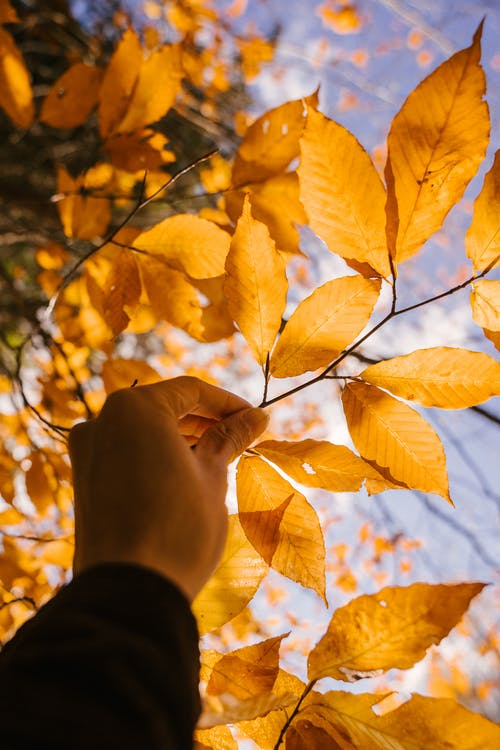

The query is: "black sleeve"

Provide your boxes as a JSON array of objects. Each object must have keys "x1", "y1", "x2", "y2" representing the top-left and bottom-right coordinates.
[{"x1": 0, "y1": 564, "x2": 201, "y2": 750}]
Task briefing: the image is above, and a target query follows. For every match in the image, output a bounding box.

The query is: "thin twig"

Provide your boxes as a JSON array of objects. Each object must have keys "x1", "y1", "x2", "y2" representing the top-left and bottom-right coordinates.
[{"x1": 273, "y1": 680, "x2": 316, "y2": 750}]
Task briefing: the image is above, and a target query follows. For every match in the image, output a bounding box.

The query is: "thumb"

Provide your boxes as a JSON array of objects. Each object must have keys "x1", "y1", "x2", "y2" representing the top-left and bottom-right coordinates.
[{"x1": 195, "y1": 407, "x2": 269, "y2": 465}]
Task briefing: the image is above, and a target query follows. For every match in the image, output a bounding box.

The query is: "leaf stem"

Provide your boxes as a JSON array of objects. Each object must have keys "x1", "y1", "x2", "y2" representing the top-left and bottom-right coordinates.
[{"x1": 273, "y1": 680, "x2": 316, "y2": 750}]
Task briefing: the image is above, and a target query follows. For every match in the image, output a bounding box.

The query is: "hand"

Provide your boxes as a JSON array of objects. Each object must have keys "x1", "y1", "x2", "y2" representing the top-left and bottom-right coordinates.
[{"x1": 69, "y1": 376, "x2": 269, "y2": 601}]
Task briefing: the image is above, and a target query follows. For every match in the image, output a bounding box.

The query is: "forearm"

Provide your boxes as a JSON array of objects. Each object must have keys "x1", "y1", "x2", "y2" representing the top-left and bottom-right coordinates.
[{"x1": 0, "y1": 564, "x2": 201, "y2": 750}]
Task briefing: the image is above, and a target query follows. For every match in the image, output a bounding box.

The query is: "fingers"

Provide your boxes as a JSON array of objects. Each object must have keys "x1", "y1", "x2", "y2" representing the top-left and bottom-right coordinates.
[
  {"x1": 137, "y1": 376, "x2": 252, "y2": 420},
  {"x1": 195, "y1": 407, "x2": 269, "y2": 465}
]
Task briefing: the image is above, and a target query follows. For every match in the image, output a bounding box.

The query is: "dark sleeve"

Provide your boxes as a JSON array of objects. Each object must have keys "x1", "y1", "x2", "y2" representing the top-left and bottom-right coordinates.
[{"x1": 0, "y1": 563, "x2": 201, "y2": 750}]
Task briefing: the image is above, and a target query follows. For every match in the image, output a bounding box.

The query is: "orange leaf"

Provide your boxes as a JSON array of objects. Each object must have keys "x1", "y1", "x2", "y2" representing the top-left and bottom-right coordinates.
[
  {"x1": 40, "y1": 63, "x2": 102, "y2": 128},
  {"x1": 0, "y1": 27, "x2": 34, "y2": 129}
]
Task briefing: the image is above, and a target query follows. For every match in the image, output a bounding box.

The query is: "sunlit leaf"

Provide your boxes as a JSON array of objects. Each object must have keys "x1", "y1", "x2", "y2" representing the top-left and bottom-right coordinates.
[
  {"x1": 237, "y1": 456, "x2": 326, "y2": 602},
  {"x1": 207, "y1": 634, "x2": 287, "y2": 699},
  {"x1": 224, "y1": 195, "x2": 287, "y2": 366},
  {"x1": 299, "y1": 107, "x2": 389, "y2": 277},
  {"x1": 299, "y1": 691, "x2": 500, "y2": 750},
  {"x1": 386, "y1": 23, "x2": 489, "y2": 263},
  {"x1": 98, "y1": 29, "x2": 143, "y2": 138},
  {"x1": 254, "y1": 439, "x2": 382, "y2": 492},
  {"x1": 361, "y1": 347, "x2": 500, "y2": 408},
  {"x1": 25, "y1": 453, "x2": 54, "y2": 514},
  {"x1": 226, "y1": 173, "x2": 307, "y2": 254},
  {"x1": 56, "y1": 165, "x2": 112, "y2": 239},
  {"x1": 98, "y1": 249, "x2": 141, "y2": 336},
  {"x1": 308, "y1": 582, "x2": 485, "y2": 681},
  {"x1": 114, "y1": 43, "x2": 183, "y2": 134},
  {"x1": 193, "y1": 515, "x2": 268, "y2": 635},
  {"x1": 194, "y1": 725, "x2": 237, "y2": 750},
  {"x1": 466, "y1": 150, "x2": 500, "y2": 272},
  {"x1": 40, "y1": 62, "x2": 102, "y2": 128},
  {"x1": 0, "y1": 27, "x2": 34, "y2": 129},
  {"x1": 270, "y1": 276, "x2": 380, "y2": 378},
  {"x1": 470, "y1": 280, "x2": 500, "y2": 331},
  {"x1": 198, "y1": 690, "x2": 295, "y2": 729},
  {"x1": 134, "y1": 214, "x2": 231, "y2": 279},
  {"x1": 232, "y1": 95, "x2": 317, "y2": 187},
  {"x1": 342, "y1": 382, "x2": 451, "y2": 503},
  {"x1": 101, "y1": 358, "x2": 161, "y2": 393}
]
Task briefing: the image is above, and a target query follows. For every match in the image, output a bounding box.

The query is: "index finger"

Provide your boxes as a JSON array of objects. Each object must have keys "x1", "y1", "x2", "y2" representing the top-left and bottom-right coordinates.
[{"x1": 140, "y1": 376, "x2": 252, "y2": 420}]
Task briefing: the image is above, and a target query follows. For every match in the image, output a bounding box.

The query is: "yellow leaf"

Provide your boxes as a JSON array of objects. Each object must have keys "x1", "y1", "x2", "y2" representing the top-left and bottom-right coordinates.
[
  {"x1": 238, "y1": 36, "x2": 274, "y2": 81},
  {"x1": 317, "y1": 3, "x2": 362, "y2": 35},
  {"x1": 361, "y1": 347, "x2": 500, "y2": 408},
  {"x1": 226, "y1": 172, "x2": 307, "y2": 255},
  {"x1": 232, "y1": 96, "x2": 317, "y2": 187},
  {"x1": 308, "y1": 582, "x2": 485, "y2": 682},
  {"x1": 36, "y1": 538, "x2": 74, "y2": 570},
  {"x1": 298, "y1": 107, "x2": 389, "y2": 277},
  {"x1": 139, "y1": 255, "x2": 233, "y2": 342},
  {"x1": 342, "y1": 382, "x2": 451, "y2": 502},
  {"x1": 224, "y1": 196, "x2": 287, "y2": 366},
  {"x1": 115, "y1": 43, "x2": 183, "y2": 134},
  {"x1": 237, "y1": 456, "x2": 326, "y2": 602},
  {"x1": 483, "y1": 327, "x2": 500, "y2": 352},
  {"x1": 194, "y1": 726, "x2": 237, "y2": 750},
  {"x1": 0, "y1": 27, "x2": 34, "y2": 129},
  {"x1": 254, "y1": 439, "x2": 382, "y2": 493},
  {"x1": 25, "y1": 453, "x2": 54, "y2": 513},
  {"x1": 98, "y1": 29, "x2": 143, "y2": 137},
  {"x1": 56, "y1": 165, "x2": 111, "y2": 239},
  {"x1": 40, "y1": 62, "x2": 102, "y2": 128},
  {"x1": 104, "y1": 129, "x2": 175, "y2": 172},
  {"x1": 193, "y1": 515, "x2": 268, "y2": 635},
  {"x1": 237, "y1": 670, "x2": 305, "y2": 750},
  {"x1": 207, "y1": 634, "x2": 287, "y2": 700},
  {"x1": 134, "y1": 214, "x2": 231, "y2": 279},
  {"x1": 300, "y1": 691, "x2": 500, "y2": 750},
  {"x1": 198, "y1": 690, "x2": 295, "y2": 729},
  {"x1": 466, "y1": 150, "x2": 500, "y2": 271},
  {"x1": 286, "y1": 715, "x2": 354, "y2": 749},
  {"x1": 471, "y1": 280, "x2": 500, "y2": 331},
  {"x1": 270, "y1": 276, "x2": 381, "y2": 378},
  {"x1": 101, "y1": 358, "x2": 161, "y2": 393},
  {"x1": 99, "y1": 250, "x2": 141, "y2": 336},
  {"x1": 386, "y1": 23, "x2": 489, "y2": 263}
]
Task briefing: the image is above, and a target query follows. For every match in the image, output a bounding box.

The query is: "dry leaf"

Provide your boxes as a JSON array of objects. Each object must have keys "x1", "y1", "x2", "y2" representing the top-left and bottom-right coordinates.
[{"x1": 466, "y1": 150, "x2": 500, "y2": 272}]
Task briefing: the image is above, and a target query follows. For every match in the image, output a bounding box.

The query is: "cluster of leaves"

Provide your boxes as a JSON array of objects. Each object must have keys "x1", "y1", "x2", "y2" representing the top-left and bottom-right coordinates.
[{"x1": 0, "y1": 1, "x2": 500, "y2": 747}]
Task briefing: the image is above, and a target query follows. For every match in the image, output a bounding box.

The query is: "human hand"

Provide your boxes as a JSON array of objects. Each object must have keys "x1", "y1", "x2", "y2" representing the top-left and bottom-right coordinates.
[{"x1": 69, "y1": 377, "x2": 269, "y2": 601}]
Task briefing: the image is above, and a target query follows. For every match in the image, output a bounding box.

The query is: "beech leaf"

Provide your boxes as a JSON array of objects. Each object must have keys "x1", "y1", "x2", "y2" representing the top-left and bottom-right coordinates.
[
  {"x1": 224, "y1": 195, "x2": 288, "y2": 366},
  {"x1": 385, "y1": 22, "x2": 489, "y2": 263},
  {"x1": 308, "y1": 582, "x2": 485, "y2": 681},
  {"x1": 342, "y1": 382, "x2": 451, "y2": 503},
  {"x1": 0, "y1": 27, "x2": 34, "y2": 129},
  {"x1": 40, "y1": 63, "x2": 102, "y2": 128},
  {"x1": 270, "y1": 275, "x2": 380, "y2": 378},
  {"x1": 466, "y1": 150, "x2": 500, "y2": 272},
  {"x1": 360, "y1": 347, "x2": 500, "y2": 408}
]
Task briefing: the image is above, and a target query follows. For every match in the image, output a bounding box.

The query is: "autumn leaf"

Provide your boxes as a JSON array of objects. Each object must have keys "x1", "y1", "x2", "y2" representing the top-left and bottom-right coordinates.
[
  {"x1": 298, "y1": 107, "x2": 389, "y2": 277},
  {"x1": 104, "y1": 129, "x2": 175, "y2": 172},
  {"x1": 470, "y1": 280, "x2": 500, "y2": 332},
  {"x1": 101, "y1": 358, "x2": 161, "y2": 393},
  {"x1": 342, "y1": 382, "x2": 451, "y2": 503},
  {"x1": 56, "y1": 164, "x2": 112, "y2": 239},
  {"x1": 270, "y1": 275, "x2": 381, "y2": 378},
  {"x1": 317, "y1": 2, "x2": 362, "y2": 35},
  {"x1": 117, "y1": 44, "x2": 182, "y2": 133},
  {"x1": 94, "y1": 249, "x2": 141, "y2": 336},
  {"x1": 194, "y1": 725, "x2": 237, "y2": 750},
  {"x1": 360, "y1": 347, "x2": 500, "y2": 408},
  {"x1": 198, "y1": 690, "x2": 296, "y2": 729},
  {"x1": 0, "y1": 0, "x2": 18, "y2": 23},
  {"x1": 193, "y1": 515, "x2": 268, "y2": 635},
  {"x1": 0, "y1": 27, "x2": 34, "y2": 129},
  {"x1": 232, "y1": 95, "x2": 317, "y2": 188},
  {"x1": 40, "y1": 63, "x2": 102, "y2": 128},
  {"x1": 298, "y1": 691, "x2": 500, "y2": 750},
  {"x1": 307, "y1": 582, "x2": 485, "y2": 681},
  {"x1": 25, "y1": 453, "x2": 54, "y2": 514},
  {"x1": 236, "y1": 670, "x2": 305, "y2": 750},
  {"x1": 237, "y1": 456, "x2": 326, "y2": 602},
  {"x1": 226, "y1": 172, "x2": 308, "y2": 255},
  {"x1": 224, "y1": 195, "x2": 287, "y2": 366},
  {"x1": 207, "y1": 634, "x2": 287, "y2": 699},
  {"x1": 134, "y1": 214, "x2": 231, "y2": 279},
  {"x1": 98, "y1": 29, "x2": 143, "y2": 137},
  {"x1": 385, "y1": 22, "x2": 489, "y2": 263},
  {"x1": 254, "y1": 439, "x2": 382, "y2": 493},
  {"x1": 466, "y1": 150, "x2": 500, "y2": 272}
]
